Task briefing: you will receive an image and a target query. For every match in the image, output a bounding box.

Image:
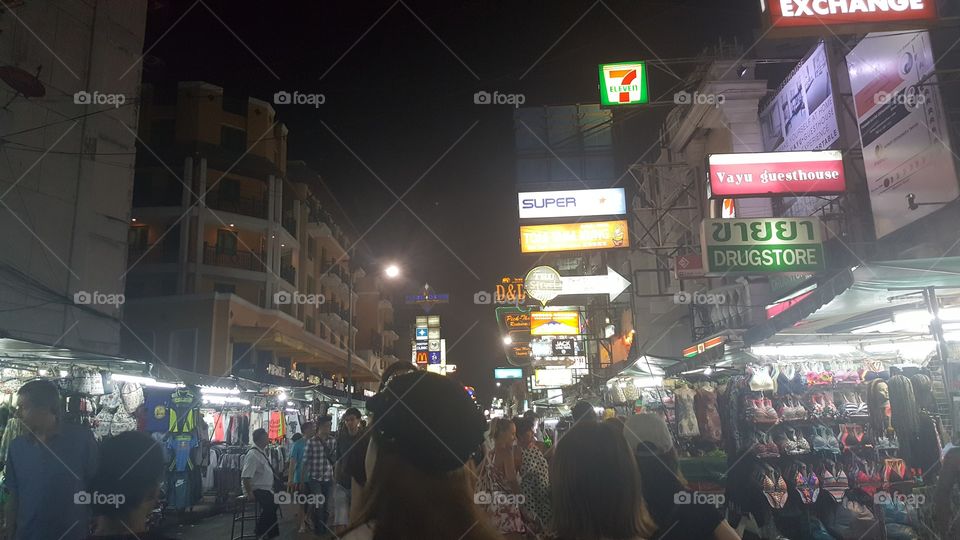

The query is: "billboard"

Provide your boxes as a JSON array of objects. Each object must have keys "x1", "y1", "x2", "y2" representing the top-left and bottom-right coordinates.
[
  {"x1": 759, "y1": 42, "x2": 838, "y2": 153},
  {"x1": 518, "y1": 188, "x2": 626, "y2": 219},
  {"x1": 530, "y1": 311, "x2": 580, "y2": 336},
  {"x1": 708, "y1": 150, "x2": 845, "y2": 198},
  {"x1": 598, "y1": 62, "x2": 649, "y2": 106},
  {"x1": 533, "y1": 368, "x2": 574, "y2": 389},
  {"x1": 494, "y1": 367, "x2": 524, "y2": 380},
  {"x1": 520, "y1": 220, "x2": 628, "y2": 253},
  {"x1": 768, "y1": 0, "x2": 936, "y2": 28},
  {"x1": 846, "y1": 30, "x2": 958, "y2": 238},
  {"x1": 701, "y1": 218, "x2": 825, "y2": 274}
]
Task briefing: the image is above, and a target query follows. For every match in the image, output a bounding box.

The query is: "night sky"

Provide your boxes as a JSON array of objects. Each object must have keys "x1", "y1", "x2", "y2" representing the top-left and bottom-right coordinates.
[{"x1": 143, "y1": 0, "x2": 759, "y2": 402}]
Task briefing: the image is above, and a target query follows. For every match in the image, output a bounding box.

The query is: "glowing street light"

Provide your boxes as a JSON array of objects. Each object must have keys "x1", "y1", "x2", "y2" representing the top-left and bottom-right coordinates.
[
  {"x1": 384, "y1": 264, "x2": 400, "y2": 279},
  {"x1": 502, "y1": 335, "x2": 513, "y2": 345}
]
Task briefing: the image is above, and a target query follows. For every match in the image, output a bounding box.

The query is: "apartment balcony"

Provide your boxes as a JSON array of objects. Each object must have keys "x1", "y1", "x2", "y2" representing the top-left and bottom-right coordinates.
[
  {"x1": 280, "y1": 264, "x2": 297, "y2": 286},
  {"x1": 282, "y1": 211, "x2": 297, "y2": 238},
  {"x1": 317, "y1": 304, "x2": 348, "y2": 331},
  {"x1": 203, "y1": 242, "x2": 266, "y2": 272},
  {"x1": 205, "y1": 191, "x2": 268, "y2": 219},
  {"x1": 308, "y1": 211, "x2": 350, "y2": 250},
  {"x1": 128, "y1": 243, "x2": 179, "y2": 266}
]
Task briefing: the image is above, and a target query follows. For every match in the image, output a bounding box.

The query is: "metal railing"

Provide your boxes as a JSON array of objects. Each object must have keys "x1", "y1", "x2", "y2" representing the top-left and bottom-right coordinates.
[
  {"x1": 280, "y1": 264, "x2": 297, "y2": 285},
  {"x1": 205, "y1": 191, "x2": 268, "y2": 219},
  {"x1": 202, "y1": 243, "x2": 266, "y2": 272},
  {"x1": 128, "y1": 243, "x2": 179, "y2": 265}
]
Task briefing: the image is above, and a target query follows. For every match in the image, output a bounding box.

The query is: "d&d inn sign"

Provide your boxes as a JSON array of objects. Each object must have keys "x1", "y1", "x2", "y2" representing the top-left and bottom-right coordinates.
[{"x1": 700, "y1": 218, "x2": 825, "y2": 274}]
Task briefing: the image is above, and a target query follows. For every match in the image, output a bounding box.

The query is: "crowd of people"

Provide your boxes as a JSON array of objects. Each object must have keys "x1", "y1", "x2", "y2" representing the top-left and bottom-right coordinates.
[{"x1": 5, "y1": 371, "x2": 960, "y2": 539}]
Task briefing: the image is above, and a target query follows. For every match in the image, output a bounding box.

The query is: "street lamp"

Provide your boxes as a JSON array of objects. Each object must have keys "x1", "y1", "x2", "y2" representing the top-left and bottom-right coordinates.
[
  {"x1": 385, "y1": 264, "x2": 400, "y2": 279},
  {"x1": 347, "y1": 262, "x2": 401, "y2": 407},
  {"x1": 502, "y1": 335, "x2": 513, "y2": 345}
]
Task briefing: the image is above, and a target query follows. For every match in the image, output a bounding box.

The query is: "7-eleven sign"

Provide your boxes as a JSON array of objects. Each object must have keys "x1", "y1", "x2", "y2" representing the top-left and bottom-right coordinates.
[{"x1": 598, "y1": 62, "x2": 649, "y2": 106}]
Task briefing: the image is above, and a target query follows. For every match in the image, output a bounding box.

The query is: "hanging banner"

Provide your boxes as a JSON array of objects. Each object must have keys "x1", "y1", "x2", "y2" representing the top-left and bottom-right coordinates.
[
  {"x1": 708, "y1": 150, "x2": 845, "y2": 198},
  {"x1": 598, "y1": 62, "x2": 649, "y2": 106},
  {"x1": 846, "y1": 30, "x2": 959, "y2": 238},
  {"x1": 700, "y1": 218, "x2": 825, "y2": 274},
  {"x1": 520, "y1": 220, "x2": 628, "y2": 253}
]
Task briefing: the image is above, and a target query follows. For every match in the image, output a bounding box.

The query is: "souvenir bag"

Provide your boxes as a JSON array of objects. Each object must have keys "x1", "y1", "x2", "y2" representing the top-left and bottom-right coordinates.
[{"x1": 120, "y1": 382, "x2": 145, "y2": 414}]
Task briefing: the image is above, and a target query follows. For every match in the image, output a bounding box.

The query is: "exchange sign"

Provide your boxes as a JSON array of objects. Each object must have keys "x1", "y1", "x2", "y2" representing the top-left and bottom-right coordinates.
[
  {"x1": 520, "y1": 220, "x2": 628, "y2": 253},
  {"x1": 708, "y1": 150, "x2": 845, "y2": 198},
  {"x1": 700, "y1": 218, "x2": 825, "y2": 274},
  {"x1": 598, "y1": 62, "x2": 649, "y2": 106},
  {"x1": 768, "y1": 0, "x2": 936, "y2": 28}
]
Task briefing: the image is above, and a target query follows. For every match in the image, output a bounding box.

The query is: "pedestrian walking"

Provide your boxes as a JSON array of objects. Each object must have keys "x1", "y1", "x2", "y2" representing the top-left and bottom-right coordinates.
[
  {"x1": 303, "y1": 415, "x2": 337, "y2": 535},
  {"x1": 287, "y1": 422, "x2": 315, "y2": 533},
  {"x1": 86, "y1": 431, "x2": 171, "y2": 539},
  {"x1": 2, "y1": 380, "x2": 98, "y2": 540},
  {"x1": 340, "y1": 371, "x2": 496, "y2": 540},
  {"x1": 570, "y1": 400, "x2": 597, "y2": 424},
  {"x1": 551, "y1": 421, "x2": 656, "y2": 540},
  {"x1": 476, "y1": 417, "x2": 524, "y2": 539},
  {"x1": 625, "y1": 414, "x2": 739, "y2": 540},
  {"x1": 514, "y1": 416, "x2": 552, "y2": 535},
  {"x1": 333, "y1": 407, "x2": 362, "y2": 534},
  {"x1": 241, "y1": 428, "x2": 280, "y2": 539}
]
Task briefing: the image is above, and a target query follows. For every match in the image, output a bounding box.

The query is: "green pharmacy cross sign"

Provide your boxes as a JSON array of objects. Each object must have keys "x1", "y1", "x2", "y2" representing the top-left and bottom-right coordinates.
[
  {"x1": 598, "y1": 62, "x2": 649, "y2": 106},
  {"x1": 700, "y1": 218, "x2": 825, "y2": 274}
]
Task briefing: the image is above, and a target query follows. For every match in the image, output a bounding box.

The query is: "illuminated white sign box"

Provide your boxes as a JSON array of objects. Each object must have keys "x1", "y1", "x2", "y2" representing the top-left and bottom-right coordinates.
[{"x1": 518, "y1": 188, "x2": 626, "y2": 219}]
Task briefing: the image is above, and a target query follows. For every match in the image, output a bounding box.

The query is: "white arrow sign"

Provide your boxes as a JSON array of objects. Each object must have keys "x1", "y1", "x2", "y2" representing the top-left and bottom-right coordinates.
[{"x1": 559, "y1": 266, "x2": 631, "y2": 300}]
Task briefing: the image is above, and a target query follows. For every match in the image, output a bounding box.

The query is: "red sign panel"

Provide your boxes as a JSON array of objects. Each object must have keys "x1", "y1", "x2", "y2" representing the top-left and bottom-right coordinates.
[
  {"x1": 768, "y1": 0, "x2": 936, "y2": 27},
  {"x1": 708, "y1": 150, "x2": 845, "y2": 198},
  {"x1": 673, "y1": 254, "x2": 704, "y2": 279}
]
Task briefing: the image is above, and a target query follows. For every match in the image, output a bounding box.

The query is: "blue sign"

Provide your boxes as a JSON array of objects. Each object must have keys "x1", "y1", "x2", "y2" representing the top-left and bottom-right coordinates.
[
  {"x1": 415, "y1": 327, "x2": 429, "y2": 340},
  {"x1": 428, "y1": 351, "x2": 441, "y2": 364}
]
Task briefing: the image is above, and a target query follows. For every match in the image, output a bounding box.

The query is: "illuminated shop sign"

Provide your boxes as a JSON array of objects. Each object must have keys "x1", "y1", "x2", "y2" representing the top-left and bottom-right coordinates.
[
  {"x1": 682, "y1": 336, "x2": 726, "y2": 358},
  {"x1": 520, "y1": 220, "x2": 629, "y2": 253},
  {"x1": 518, "y1": 188, "x2": 626, "y2": 219},
  {"x1": 769, "y1": 0, "x2": 936, "y2": 27},
  {"x1": 708, "y1": 150, "x2": 845, "y2": 198},
  {"x1": 530, "y1": 311, "x2": 580, "y2": 336},
  {"x1": 700, "y1": 218, "x2": 825, "y2": 274},
  {"x1": 494, "y1": 368, "x2": 524, "y2": 379},
  {"x1": 598, "y1": 62, "x2": 649, "y2": 106}
]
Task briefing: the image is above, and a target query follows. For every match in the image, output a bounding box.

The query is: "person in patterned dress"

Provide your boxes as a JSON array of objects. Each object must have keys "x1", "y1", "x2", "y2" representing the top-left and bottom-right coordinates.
[{"x1": 514, "y1": 416, "x2": 552, "y2": 534}]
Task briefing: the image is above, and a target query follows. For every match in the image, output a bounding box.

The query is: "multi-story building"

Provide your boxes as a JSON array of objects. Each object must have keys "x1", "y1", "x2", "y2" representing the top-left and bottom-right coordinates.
[
  {"x1": 122, "y1": 82, "x2": 380, "y2": 391},
  {"x1": 0, "y1": 1, "x2": 147, "y2": 355}
]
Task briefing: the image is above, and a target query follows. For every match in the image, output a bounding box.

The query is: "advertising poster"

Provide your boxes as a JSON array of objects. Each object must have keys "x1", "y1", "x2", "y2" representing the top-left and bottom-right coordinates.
[
  {"x1": 846, "y1": 30, "x2": 959, "y2": 238},
  {"x1": 759, "y1": 42, "x2": 839, "y2": 153},
  {"x1": 530, "y1": 311, "x2": 580, "y2": 336},
  {"x1": 520, "y1": 220, "x2": 629, "y2": 253}
]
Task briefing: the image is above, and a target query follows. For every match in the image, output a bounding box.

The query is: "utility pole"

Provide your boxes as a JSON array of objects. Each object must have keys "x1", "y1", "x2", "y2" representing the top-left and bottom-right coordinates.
[{"x1": 346, "y1": 250, "x2": 354, "y2": 408}]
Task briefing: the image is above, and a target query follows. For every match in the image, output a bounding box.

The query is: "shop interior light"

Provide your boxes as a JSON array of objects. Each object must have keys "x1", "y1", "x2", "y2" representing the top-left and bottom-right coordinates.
[
  {"x1": 58, "y1": 370, "x2": 68, "y2": 378},
  {"x1": 38, "y1": 369, "x2": 48, "y2": 376},
  {"x1": 285, "y1": 408, "x2": 299, "y2": 413},
  {"x1": 202, "y1": 395, "x2": 250, "y2": 406},
  {"x1": 703, "y1": 367, "x2": 714, "y2": 376},
  {"x1": 200, "y1": 386, "x2": 240, "y2": 395},
  {"x1": 277, "y1": 392, "x2": 287, "y2": 402},
  {"x1": 286, "y1": 401, "x2": 295, "y2": 406},
  {"x1": 751, "y1": 344, "x2": 857, "y2": 356},
  {"x1": 633, "y1": 376, "x2": 664, "y2": 387},
  {"x1": 112, "y1": 373, "x2": 181, "y2": 389}
]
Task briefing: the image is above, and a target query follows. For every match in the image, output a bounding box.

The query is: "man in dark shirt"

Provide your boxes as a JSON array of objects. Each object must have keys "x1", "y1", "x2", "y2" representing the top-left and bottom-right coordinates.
[
  {"x1": 2, "y1": 380, "x2": 98, "y2": 540},
  {"x1": 333, "y1": 408, "x2": 362, "y2": 533}
]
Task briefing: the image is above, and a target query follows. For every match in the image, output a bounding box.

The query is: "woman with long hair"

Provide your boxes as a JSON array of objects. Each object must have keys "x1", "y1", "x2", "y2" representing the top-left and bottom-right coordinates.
[
  {"x1": 341, "y1": 371, "x2": 499, "y2": 540},
  {"x1": 513, "y1": 416, "x2": 552, "y2": 534},
  {"x1": 624, "y1": 414, "x2": 739, "y2": 540},
  {"x1": 551, "y1": 420, "x2": 656, "y2": 540},
  {"x1": 477, "y1": 417, "x2": 525, "y2": 539}
]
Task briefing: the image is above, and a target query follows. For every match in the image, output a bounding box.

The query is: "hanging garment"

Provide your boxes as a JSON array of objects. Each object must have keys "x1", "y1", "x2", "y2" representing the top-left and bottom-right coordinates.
[
  {"x1": 211, "y1": 412, "x2": 226, "y2": 442},
  {"x1": 238, "y1": 414, "x2": 250, "y2": 445},
  {"x1": 166, "y1": 471, "x2": 193, "y2": 510},
  {"x1": 167, "y1": 434, "x2": 199, "y2": 471},
  {"x1": 675, "y1": 387, "x2": 700, "y2": 438},
  {"x1": 143, "y1": 388, "x2": 171, "y2": 433},
  {"x1": 694, "y1": 386, "x2": 722, "y2": 443},
  {"x1": 168, "y1": 388, "x2": 198, "y2": 433},
  {"x1": 268, "y1": 411, "x2": 281, "y2": 440}
]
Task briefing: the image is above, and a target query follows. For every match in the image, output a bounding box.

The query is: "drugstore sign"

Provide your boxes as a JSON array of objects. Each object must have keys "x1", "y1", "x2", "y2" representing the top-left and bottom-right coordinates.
[
  {"x1": 708, "y1": 150, "x2": 845, "y2": 198},
  {"x1": 700, "y1": 218, "x2": 825, "y2": 274},
  {"x1": 598, "y1": 62, "x2": 649, "y2": 106},
  {"x1": 768, "y1": 0, "x2": 936, "y2": 27}
]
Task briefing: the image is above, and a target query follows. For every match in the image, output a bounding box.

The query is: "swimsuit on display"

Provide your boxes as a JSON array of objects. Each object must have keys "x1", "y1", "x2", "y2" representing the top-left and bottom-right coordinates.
[
  {"x1": 794, "y1": 464, "x2": 820, "y2": 504},
  {"x1": 776, "y1": 366, "x2": 806, "y2": 395},
  {"x1": 757, "y1": 464, "x2": 789, "y2": 509},
  {"x1": 820, "y1": 460, "x2": 849, "y2": 502}
]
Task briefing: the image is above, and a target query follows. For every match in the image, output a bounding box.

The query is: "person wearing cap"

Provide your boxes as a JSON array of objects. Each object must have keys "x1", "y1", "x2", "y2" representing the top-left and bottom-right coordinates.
[
  {"x1": 340, "y1": 371, "x2": 499, "y2": 540},
  {"x1": 624, "y1": 414, "x2": 739, "y2": 540}
]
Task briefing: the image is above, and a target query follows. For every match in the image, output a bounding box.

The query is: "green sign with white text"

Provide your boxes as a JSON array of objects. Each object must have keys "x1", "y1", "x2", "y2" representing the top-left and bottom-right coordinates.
[
  {"x1": 598, "y1": 62, "x2": 649, "y2": 106},
  {"x1": 700, "y1": 218, "x2": 825, "y2": 274}
]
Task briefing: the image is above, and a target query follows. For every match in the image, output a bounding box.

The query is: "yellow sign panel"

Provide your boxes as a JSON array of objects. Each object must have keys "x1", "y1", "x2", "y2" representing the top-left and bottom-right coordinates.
[
  {"x1": 530, "y1": 311, "x2": 580, "y2": 336},
  {"x1": 520, "y1": 220, "x2": 628, "y2": 253}
]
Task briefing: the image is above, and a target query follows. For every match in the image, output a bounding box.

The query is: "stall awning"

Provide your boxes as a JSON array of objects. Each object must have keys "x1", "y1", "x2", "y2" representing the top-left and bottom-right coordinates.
[
  {"x1": 747, "y1": 257, "x2": 960, "y2": 345},
  {"x1": 0, "y1": 337, "x2": 148, "y2": 373}
]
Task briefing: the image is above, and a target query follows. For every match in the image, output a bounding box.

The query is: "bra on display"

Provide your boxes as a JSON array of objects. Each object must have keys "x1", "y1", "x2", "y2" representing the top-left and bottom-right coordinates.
[{"x1": 749, "y1": 365, "x2": 775, "y2": 392}]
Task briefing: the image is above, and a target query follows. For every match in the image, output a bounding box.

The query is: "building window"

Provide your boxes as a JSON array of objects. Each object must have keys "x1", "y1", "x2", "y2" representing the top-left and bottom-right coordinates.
[
  {"x1": 151, "y1": 120, "x2": 175, "y2": 146},
  {"x1": 214, "y1": 283, "x2": 236, "y2": 294},
  {"x1": 221, "y1": 126, "x2": 247, "y2": 153},
  {"x1": 128, "y1": 225, "x2": 148, "y2": 249},
  {"x1": 217, "y1": 229, "x2": 238, "y2": 255}
]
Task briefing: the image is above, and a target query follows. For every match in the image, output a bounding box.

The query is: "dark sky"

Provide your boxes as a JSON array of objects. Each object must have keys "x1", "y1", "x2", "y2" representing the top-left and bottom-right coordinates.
[{"x1": 143, "y1": 0, "x2": 759, "y2": 402}]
